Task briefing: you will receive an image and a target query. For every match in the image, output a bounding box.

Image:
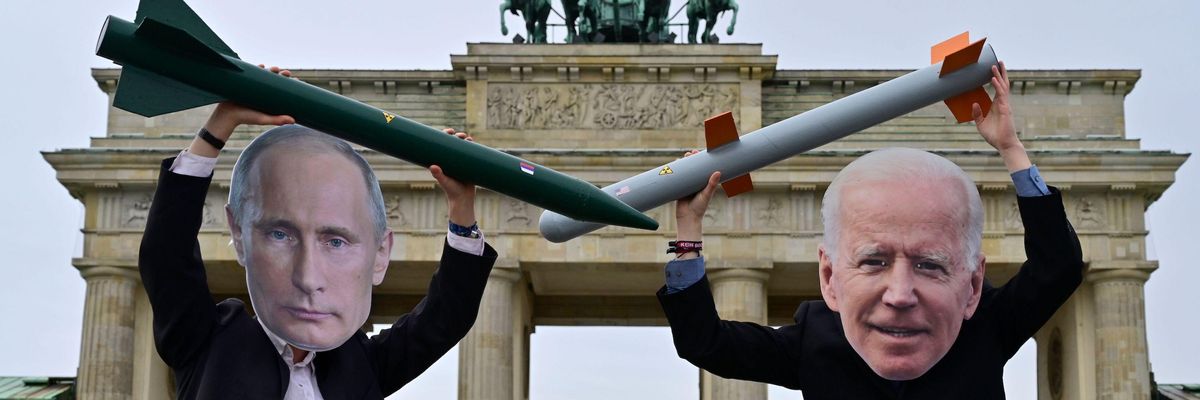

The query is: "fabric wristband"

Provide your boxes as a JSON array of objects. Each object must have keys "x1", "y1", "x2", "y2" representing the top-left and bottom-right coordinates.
[{"x1": 667, "y1": 240, "x2": 703, "y2": 254}]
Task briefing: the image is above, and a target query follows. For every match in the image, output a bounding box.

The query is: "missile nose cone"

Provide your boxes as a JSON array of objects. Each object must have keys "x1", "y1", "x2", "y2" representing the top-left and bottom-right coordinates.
[
  {"x1": 588, "y1": 198, "x2": 659, "y2": 231},
  {"x1": 538, "y1": 194, "x2": 658, "y2": 242},
  {"x1": 538, "y1": 211, "x2": 570, "y2": 243},
  {"x1": 614, "y1": 211, "x2": 660, "y2": 231},
  {"x1": 619, "y1": 210, "x2": 657, "y2": 229}
]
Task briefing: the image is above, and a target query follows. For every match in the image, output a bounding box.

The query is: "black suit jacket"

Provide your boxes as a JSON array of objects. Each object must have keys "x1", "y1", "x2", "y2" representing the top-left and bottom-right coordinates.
[
  {"x1": 138, "y1": 158, "x2": 498, "y2": 399},
  {"x1": 658, "y1": 189, "x2": 1084, "y2": 399}
]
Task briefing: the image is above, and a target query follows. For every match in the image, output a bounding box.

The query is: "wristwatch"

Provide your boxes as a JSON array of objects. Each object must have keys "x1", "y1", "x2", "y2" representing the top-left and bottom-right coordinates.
[
  {"x1": 449, "y1": 221, "x2": 481, "y2": 239},
  {"x1": 197, "y1": 127, "x2": 226, "y2": 150}
]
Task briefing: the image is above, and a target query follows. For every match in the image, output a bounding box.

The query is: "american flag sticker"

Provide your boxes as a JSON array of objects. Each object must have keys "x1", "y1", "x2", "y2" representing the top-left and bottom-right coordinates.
[
  {"x1": 520, "y1": 162, "x2": 535, "y2": 175},
  {"x1": 615, "y1": 186, "x2": 631, "y2": 196}
]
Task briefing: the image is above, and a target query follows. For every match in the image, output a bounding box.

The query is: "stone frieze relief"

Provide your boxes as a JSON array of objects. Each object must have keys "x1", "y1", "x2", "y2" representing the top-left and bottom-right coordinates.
[{"x1": 487, "y1": 84, "x2": 739, "y2": 130}]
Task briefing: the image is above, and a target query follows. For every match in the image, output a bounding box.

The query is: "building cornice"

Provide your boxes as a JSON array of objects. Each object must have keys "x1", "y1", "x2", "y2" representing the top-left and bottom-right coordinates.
[
  {"x1": 43, "y1": 148, "x2": 1188, "y2": 198},
  {"x1": 773, "y1": 69, "x2": 1140, "y2": 82},
  {"x1": 91, "y1": 68, "x2": 462, "y2": 95}
]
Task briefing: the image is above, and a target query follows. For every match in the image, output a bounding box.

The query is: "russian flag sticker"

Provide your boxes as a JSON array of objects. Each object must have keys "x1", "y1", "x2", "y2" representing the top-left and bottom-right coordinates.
[{"x1": 520, "y1": 162, "x2": 535, "y2": 175}]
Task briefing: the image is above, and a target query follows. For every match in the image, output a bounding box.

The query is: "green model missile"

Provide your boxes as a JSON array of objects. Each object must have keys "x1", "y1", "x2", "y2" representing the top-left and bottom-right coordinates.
[{"x1": 94, "y1": 0, "x2": 658, "y2": 231}]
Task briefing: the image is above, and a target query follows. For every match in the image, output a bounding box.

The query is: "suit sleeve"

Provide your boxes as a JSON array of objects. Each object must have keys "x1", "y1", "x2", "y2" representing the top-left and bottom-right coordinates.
[
  {"x1": 986, "y1": 187, "x2": 1085, "y2": 358},
  {"x1": 137, "y1": 158, "x2": 220, "y2": 368},
  {"x1": 657, "y1": 276, "x2": 806, "y2": 390},
  {"x1": 369, "y1": 241, "x2": 498, "y2": 394}
]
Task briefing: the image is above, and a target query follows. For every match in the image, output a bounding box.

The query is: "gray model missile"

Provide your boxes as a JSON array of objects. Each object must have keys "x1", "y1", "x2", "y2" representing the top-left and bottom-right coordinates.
[{"x1": 538, "y1": 32, "x2": 999, "y2": 242}]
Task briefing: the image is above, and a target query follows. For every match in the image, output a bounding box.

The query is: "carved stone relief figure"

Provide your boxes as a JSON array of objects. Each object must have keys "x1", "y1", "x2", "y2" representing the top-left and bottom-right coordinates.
[
  {"x1": 505, "y1": 198, "x2": 531, "y2": 227},
  {"x1": 1074, "y1": 195, "x2": 1106, "y2": 229},
  {"x1": 122, "y1": 193, "x2": 153, "y2": 228},
  {"x1": 703, "y1": 195, "x2": 727, "y2": 228},
  {"x1": 384, "y1": 195, "x2": 409, "y2": 228},
  {"x1": 756, "y1": 196, "x2": 784, "y2": 228},
  {"x1": 1003, "y1": 199, "x2": 1023, "y2": 231},
  {"x1": 201, "y1": 201, "x2": 220, "y2": 227},
  {"x1": 488, "y1": 84, "x2": 739, "y2": 130}
]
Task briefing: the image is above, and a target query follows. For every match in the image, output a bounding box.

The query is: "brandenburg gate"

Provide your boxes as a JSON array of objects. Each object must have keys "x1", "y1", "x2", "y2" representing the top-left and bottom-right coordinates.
[{"x1": 46, "y1": 43, "x2": 1185, "y2": 399}]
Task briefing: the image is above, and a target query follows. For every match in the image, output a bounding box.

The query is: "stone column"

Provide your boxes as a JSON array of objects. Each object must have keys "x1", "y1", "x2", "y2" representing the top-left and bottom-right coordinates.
[
  {"x1": 76, "y1": 264, "x2": 140, "y2": 400},
  {"x1": 1088, "y1": 267, "x2": 1153, "y2": 400},
  {"x1": 701, "y1": 267, "x2": 770, "y2": 400},
  {"x1": 459, "y1": 267, "x2": 521, "y2": 400},
  {"x1": 1035, "y1": 287, "x2": 1098, "y2": 400},
  {"x1": 513, "y1": 274, "x2": 533, "y2": 400},
  {"x1": 131, "y1": 285, "x2": 170, "y2": 400}
]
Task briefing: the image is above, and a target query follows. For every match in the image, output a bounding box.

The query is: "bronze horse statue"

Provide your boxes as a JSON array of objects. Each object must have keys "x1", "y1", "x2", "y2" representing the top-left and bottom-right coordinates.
[
  {"x1": 687, "y1": 0, "x2": 738, "y2": 43},
  {"x1": 561, "y1": 0, "x2": 583, "y2": 43},
  {"x1": 575, "y1": 0, "x2": 602, "y2": 42},
  {"x1": 500, "y1": 0, "x2": 552, "y2": 43},
  {"x1": 640, "y1": 0, "x2": 672, "y2": 42}
]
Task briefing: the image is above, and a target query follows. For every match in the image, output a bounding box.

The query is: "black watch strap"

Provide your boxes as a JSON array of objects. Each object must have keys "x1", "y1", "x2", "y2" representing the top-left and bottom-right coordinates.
[{"x1": 198, "y1": 128, "x2": 226, "y2": 150}]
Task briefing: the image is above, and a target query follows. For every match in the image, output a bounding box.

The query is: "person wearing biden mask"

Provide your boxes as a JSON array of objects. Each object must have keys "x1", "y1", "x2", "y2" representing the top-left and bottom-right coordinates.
[{"x1": 658, "y1": 62, "x2": 1084, "y2": 399}]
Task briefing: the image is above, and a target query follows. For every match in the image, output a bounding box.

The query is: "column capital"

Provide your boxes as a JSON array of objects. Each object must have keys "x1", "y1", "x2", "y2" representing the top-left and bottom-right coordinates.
[
  {"x1": 1087, "y1": 269, "x2": 1151, "y2": 284},
  {"x1": 73, "y1": 258, "x2": 140, "y2": 281},
  {"x1": 706, "y1": 258, "x2": 773, "y2": 271},
  {"x1": 489, "y1": 260, "x2": 523, "y2": 282},
  {"x1": 1086, "y1": 260, "x2": 1157, "y2": 283},
  {"x1": 708, "y1": 267, "x2": 770, "y2": 285}
]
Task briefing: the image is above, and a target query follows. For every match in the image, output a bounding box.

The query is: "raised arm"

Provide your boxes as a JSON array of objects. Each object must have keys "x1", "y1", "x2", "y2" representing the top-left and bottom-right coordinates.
[
  {"x1": 139, "y1": 67, "x2": 293, "y2": 368},
  {"x1": 657, "y1": 155, "x2": 805, "y2": 389},
  {"x1": 973, "y1": 61, "x2": 1031, "y2": 174},
  {"x1": 971, "y1": 61, "x2": 1084, "y2": 357},
  {"x1": 368, "y1": 129, "x2": 500, "y2": 394}
]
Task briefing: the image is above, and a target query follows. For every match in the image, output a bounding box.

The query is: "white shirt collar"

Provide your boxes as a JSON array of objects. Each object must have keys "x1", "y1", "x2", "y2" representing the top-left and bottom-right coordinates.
[{"x1": 256, "y1": 317, "x2": 317, "y2": 367}]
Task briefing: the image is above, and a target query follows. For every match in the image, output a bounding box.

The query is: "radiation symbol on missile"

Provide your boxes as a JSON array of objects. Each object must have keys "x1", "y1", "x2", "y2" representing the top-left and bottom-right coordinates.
[
  {"x1": 658, "y1": 166, "x2": 674, "y2": 175},
  {"x1": 383, "y1": 112, "x2": 396, "y2": 124}
]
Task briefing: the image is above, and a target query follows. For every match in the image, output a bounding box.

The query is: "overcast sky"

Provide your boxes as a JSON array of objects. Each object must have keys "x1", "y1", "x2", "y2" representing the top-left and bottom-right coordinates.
[{"x1": 1, "y1": 1, "x2": 1196, "y2": 399}]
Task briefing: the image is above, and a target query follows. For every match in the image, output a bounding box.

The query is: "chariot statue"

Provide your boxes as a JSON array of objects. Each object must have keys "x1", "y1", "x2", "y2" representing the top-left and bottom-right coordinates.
[{"x1": 499, "y1": 0, "x2": 739, "y2": 44}]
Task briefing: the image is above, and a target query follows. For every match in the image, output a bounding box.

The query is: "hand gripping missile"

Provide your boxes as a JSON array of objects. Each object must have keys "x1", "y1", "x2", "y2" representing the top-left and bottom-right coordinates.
[
  {"x1": 94, "y1": 0, "x2": 658, "y2": 231},
  {"x1": 539, "y1": 32, "x2": 998, "y2": 242}
]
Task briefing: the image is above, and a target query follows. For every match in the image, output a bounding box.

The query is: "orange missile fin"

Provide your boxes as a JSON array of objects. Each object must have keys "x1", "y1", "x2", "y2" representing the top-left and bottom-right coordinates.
[
  {"x1": 939, "y1": 37, "x2": 987, "y2": 77},
  {"x1": 944, "y1": 87, "x2": 991, "y2": 123},
  {"x1": 931, "y1": 32, "x2": 970, "y2": 65},
  {"x1": 704, "y1": 111, "x2": 740, "y2": 150},
  {"x1": 721, "y1": 174, "x2": 754, "y2": 197}
]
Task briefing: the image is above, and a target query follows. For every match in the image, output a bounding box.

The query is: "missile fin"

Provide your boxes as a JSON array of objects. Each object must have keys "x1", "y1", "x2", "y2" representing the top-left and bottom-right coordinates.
[
  {"x1": 135, "y1": 18, "x2": 241, "y2": 71},
  {"x1": 135, "y1": 0, "x2": 238, "y2": 59},
  {"x1": 931, "y1": 32, "x2": 970, "y2": 65},
  {"x1": 704, "y1": 111, "x2": 740, "y2": 150},
  {"x1": 721, "y1": 174, "x2": 754, "y2": 197},
  {"x1": 939, "y1": 38, "x2": 987, "y2": 77},
  {"x1": 113, "y1": 66, "x2": 224, "y2": 117},
  {"x1": 943, "y1": 87, "x2": 991, "y2": 123}
]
